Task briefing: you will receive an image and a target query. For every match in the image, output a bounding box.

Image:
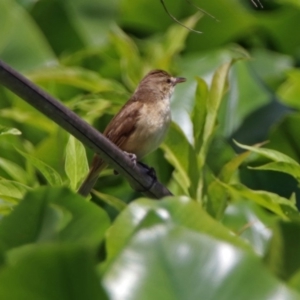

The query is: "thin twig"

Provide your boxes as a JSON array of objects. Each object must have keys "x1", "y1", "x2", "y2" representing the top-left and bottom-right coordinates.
[
  {"x1": 251, "y1": 0, "x2": 263, "y2": 8},
  {"x1": 184, "y1": 0, "x2": 219, "y2": 22},
  {"x1": 0, "y1": 60, "x2": 173, "y2": 199},
  {"x1": 160, "y1": 0, "x2": 202, "y2": 34}
]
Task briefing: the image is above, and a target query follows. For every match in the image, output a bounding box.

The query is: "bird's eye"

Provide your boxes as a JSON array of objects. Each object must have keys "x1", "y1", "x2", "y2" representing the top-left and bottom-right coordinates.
[{"x1": 167, "y1": 78, "x2": 172, "y2": 84}]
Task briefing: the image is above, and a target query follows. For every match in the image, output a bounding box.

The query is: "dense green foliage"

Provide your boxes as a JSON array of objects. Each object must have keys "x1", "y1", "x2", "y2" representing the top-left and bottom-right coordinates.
[{"x1": 1, "y1": 0, "x2": 300, "y2": 299}]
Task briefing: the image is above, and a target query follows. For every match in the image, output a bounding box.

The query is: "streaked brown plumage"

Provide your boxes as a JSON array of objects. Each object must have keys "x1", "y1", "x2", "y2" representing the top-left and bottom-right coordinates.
[{"x1": 78, "y1": 70, "x2": 186, "y2": 196}]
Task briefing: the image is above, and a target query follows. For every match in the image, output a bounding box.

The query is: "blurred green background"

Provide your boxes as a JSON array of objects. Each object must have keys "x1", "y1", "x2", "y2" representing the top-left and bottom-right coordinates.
[
  {"x1": 2, "y1": 1, "x2": 300, "y2": 299},
  {"x1": 1, "y1": 0, "x2": 300, "y2": 206}
]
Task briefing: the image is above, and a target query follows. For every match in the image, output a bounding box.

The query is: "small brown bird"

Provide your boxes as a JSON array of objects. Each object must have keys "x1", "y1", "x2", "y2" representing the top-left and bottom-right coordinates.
[{"x1": 78, "y1": 69, "x2": 186, "y2": 196}]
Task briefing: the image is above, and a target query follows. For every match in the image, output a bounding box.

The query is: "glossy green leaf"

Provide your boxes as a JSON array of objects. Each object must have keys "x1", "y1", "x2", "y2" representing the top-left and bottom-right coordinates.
[
  {"x1": 0, "y1": 245, "x2": 108, "y2": 300},
  {"x1": 65, "y1": 135, "x2": 89, "y2": 190},
  {"x1": 105, "y1": 196, "x2": 252, "y2": 264},
  {"x1": 17, "y1": 149, "x2": 62, "y2": 186},
  {"x1": 222, "y1": 201, "x2": 277, "y2": 256},
  {"x1": 0, "y1": 187, "x2": 110, "y2": 251},
  {"x1": 103, "y1": 224, "x2": 299, "y2": 300}
]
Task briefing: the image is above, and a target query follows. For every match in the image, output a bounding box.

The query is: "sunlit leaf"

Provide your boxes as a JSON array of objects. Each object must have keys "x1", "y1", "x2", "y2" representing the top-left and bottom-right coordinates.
[
  {"x1": 65, "y1": 135, "x2": 89, "y2": 190},
  {"x1": 103, "y1": 224, "x2": 299, "y2": 300},
  {"x1": 223, "y1": 201, "x2": 276, "y2": 256},
  {"x1": 105, "y1": 196, "x2": 252, "y2": 264},
  {"x1": 0, "y1": 125, "x2": 21, "y2": 136},
  {"x1": 0, "y1": 179, "x2": 31, "y2": 200}
]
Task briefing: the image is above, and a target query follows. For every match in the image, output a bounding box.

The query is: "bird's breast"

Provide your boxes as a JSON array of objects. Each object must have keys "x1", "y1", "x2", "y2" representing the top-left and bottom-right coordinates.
[{"x1": 124, "y1": 100, "x2": 171, "y2": 159}]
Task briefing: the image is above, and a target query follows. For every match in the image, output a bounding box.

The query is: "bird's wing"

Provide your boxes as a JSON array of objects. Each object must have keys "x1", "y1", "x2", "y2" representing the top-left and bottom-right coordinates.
[{"x1": 104, "y1": 100, "x2": 143, "y2": 149}]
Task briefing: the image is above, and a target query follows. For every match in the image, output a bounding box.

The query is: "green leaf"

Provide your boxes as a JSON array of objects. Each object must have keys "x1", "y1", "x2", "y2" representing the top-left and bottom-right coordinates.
[
  {"x1": 235, "y1": 141, "x2": 299, "y2": 165},
  {"x1": 278, "y1": 69, "x2": 300, "y2": 109},
  {"x1": 0, "y1": 245, "x2": 108, "y2": 300},
  {"x1": 17, "y1": 149, "x2": 62, "y2": 186},
  {"x1": 105, "y1": 196, "x2": 252, "y2": 264},
  {"x1": 27, "y1": 66, "x2": 125, "y2": 93},
  {"x1": 0, "y1": 179, "x2": 31, "y2": 200},
  {"x1": 103, "y1": 224, "x2": 299, "y2": 300},
  {"x1": 223, "y1": 183, "x2": 298, "y2": 220},
  {"x1": 0, "y1": 125, "x2": 21, "y2": 136},
  {"x1": 206, "y1": 178, "x2": 229, "y2": 220},
  {"x1": 218, "y1": 150, "x2": 252, "y2": 183},
  {"x1": 109, "y1": 26, "x2": 142, "y2": 89},
  {"x1": 222, "y1": 201, "x2": 277, "y2": 256},
  {"x1": 150, "y1": 13, "x2": 202, "y2": 70},
  {"x1": 265, "y1": 220, "x2": 300, "y2": 280},
  {"x1": 198, "y1": 62, "x2": 232, "y2": 167},
  {"x1": 93, "y1": 190, "x2": 126, "y2": 212},
  {"x1": 0, "y1": 158, "x2": 28, "y2": 184},
  {"x1": 0, "y1": 0, "x2": 55, "y2": 70},
  {"x1": 289, "y1": 270, "x2": 300, "y2": 293},
  {"x1": 250, "y1": 162, "x2": 300, "y2": 183},
  {"x1": 161, "y1": 123, "x2": 199, "y2": 198},
  {"x1": 192, "y1": 77, "x2": 208, "y2": 153},
  {"x1": 65, "y1": 135, "x2": 89, "y2": 190},
  {"x1": 0, "y1": 187, "x2": 110, "y2": 251}
]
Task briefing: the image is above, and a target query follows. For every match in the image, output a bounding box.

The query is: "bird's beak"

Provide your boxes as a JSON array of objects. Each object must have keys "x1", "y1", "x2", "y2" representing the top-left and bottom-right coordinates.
[{"x1": 174, "y1": 77, "x2": 186, "y2": 85}]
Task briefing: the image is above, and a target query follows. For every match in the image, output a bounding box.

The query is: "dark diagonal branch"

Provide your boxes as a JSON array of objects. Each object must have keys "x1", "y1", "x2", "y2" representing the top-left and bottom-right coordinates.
[{"x1": 0, "y1": 60, "x2": 172, "y2": 199}]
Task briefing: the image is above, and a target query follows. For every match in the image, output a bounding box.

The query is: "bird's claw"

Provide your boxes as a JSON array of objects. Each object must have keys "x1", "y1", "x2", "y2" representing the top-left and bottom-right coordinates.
[
  {"x1": 113, "y1": 152, "x2": 137, "y2": 175},
  {"x1": 138, "y1": 162, "x2": 157, "y2": 180},
  {"x1": 124, "y1": 151, "x2": 137, "y2": 165}
]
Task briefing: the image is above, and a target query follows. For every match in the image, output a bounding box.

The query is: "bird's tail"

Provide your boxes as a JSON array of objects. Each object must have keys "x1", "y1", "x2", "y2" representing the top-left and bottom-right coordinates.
[{"x1": 77, "y1": 156, "x2": 107, "y2": 197}]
